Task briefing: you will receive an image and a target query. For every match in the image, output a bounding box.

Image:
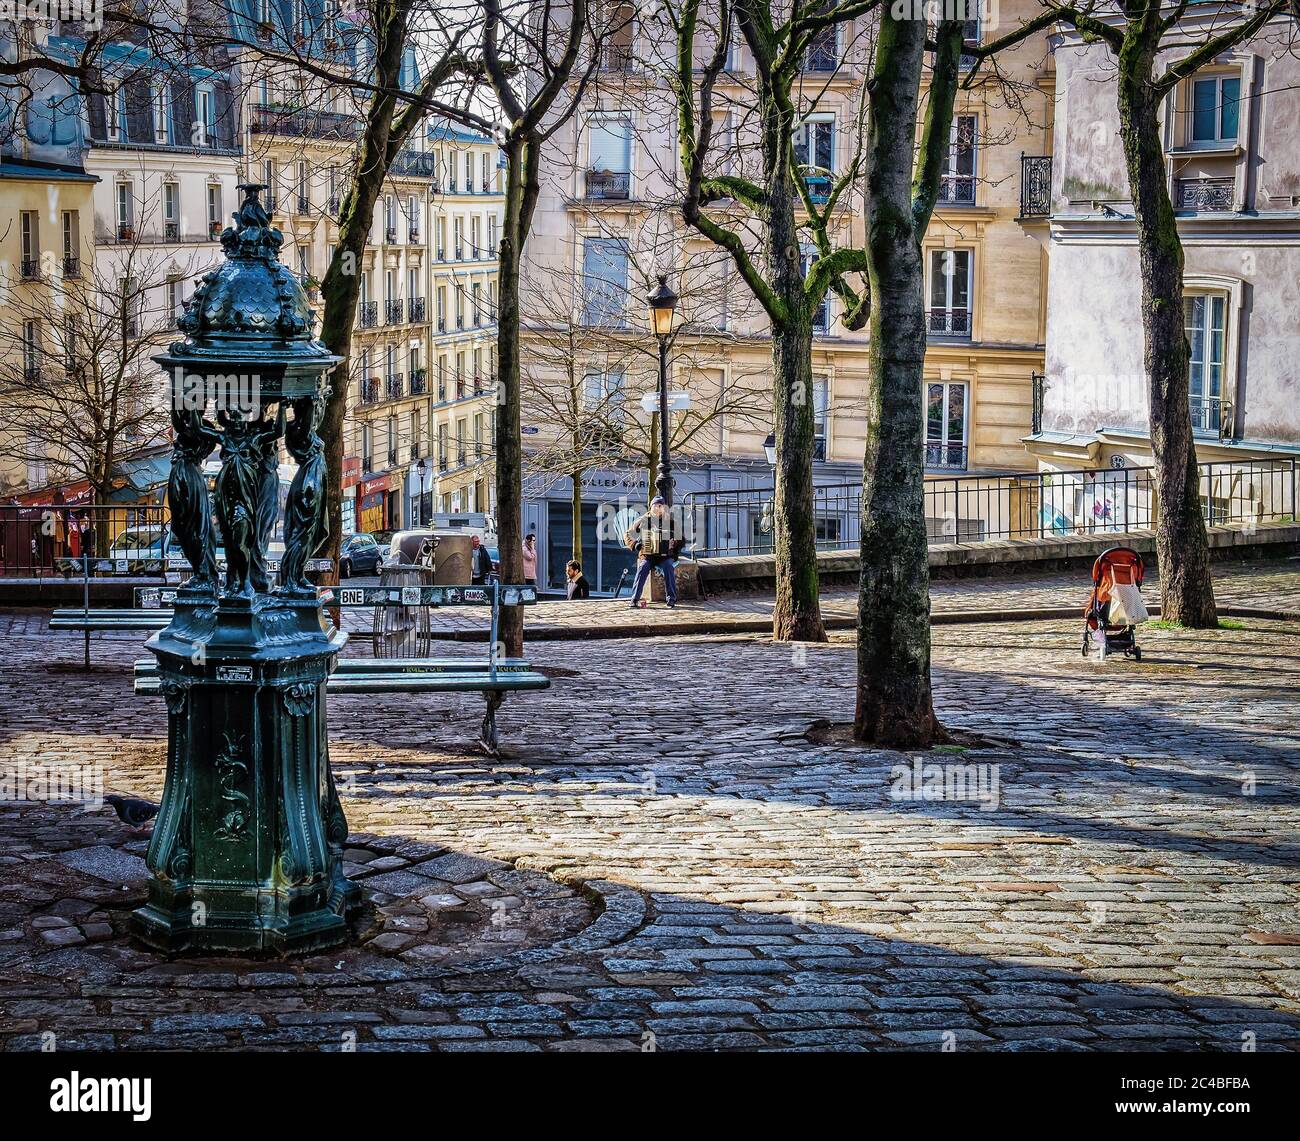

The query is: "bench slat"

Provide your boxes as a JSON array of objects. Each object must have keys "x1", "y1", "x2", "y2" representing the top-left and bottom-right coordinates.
[{"x1": 133, "y1": 672, "x2": 550, "y2": 696}]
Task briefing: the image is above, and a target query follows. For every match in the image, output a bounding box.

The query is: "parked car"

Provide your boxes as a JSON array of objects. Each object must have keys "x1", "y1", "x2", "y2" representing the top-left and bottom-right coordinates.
[
  {"x1": 107, "y1": 527, "x2": 172, "y2": 563},
  {"x1": 339, "y1": 532, "x2": 383, "y2": 578}
]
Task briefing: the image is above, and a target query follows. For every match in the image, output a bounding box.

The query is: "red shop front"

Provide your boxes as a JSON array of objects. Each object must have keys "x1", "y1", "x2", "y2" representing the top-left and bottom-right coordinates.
[{"x1": 356, "y1": 474, "x2": 391, "y2": 535}]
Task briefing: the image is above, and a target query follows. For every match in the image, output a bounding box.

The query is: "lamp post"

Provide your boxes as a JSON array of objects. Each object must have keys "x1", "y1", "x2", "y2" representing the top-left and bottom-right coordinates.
[
  {"x1": 647, "y1": 274, "x2": 678, "y2": 506},
  {"x1": 417, "y1": 457, "x2": 429, "y2": 525},
  {"x1": 134, "y1": 184, "x2": 358, "y2": 953}
]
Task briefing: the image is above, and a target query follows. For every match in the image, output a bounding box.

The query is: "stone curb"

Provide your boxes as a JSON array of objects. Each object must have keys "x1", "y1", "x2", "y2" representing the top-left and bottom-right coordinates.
[{"x1": 424, "y1": 602, "x2": 1300, "y2": 643}]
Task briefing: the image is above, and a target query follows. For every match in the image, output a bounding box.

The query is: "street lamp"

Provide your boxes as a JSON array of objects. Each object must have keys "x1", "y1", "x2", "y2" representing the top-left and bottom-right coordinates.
[
  {"x1": 763, "y1": 433, "x2": 777, "y2": 466},
  {"x1": 416, "y1": 457, "x2": 429, "y2": 525},
  {"x1": 647, "y1": 274, "x2": 678, "y2": 505}
]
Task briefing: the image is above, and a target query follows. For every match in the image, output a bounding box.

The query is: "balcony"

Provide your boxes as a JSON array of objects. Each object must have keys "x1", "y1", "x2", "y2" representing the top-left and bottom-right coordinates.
[
  {"x1": 925, "y1": 442, "x2": 968, "y2": 471},
  {"x1": 804, "y1": 175, "x2": 831, "y2": 204},
  {"x1": 117, "y1": 223, "x2": 135, "y2": 242},
  {"x1": 327, "y1": 196, "x2": 340, "y2": 214},
  {"x1": 388, "y1": 448, "x2": 398, "y2": 467},
  {"x1": 389, "y1": 148, "x2": 439, "y2": 180},
  {"x1": 20, "y1": 257, "x2": 41, "y2": 280},
  {"x1": 409, "y1": 444, "x2": 420, "y2": 462},
  {"x1": 297, "y1": 196, "x2": 310, "y2": 214},
  {"x1": 439, "y1": 455, "x2": 449, "y2": 472},
  {"x1": 1020, "y1": 155, "x2": 1052, "y2": 218},
  {"x1": 62, "y1": 255, "x2": 80, "y2": 278},
  {"x1": 585, "y1": 169, "x2": 630, "y2": 200},
  {"x1": 385, "y1": 299, "x2": 404, "y2": 325},
  {"x1": 360, "y1": 377, "x2": 380, "y2": 404},
  {"x1": 938, "y1": 175, "x2": 976, "y2": 206},
  {"x1": 1178, "y1": 176, "x2": 1234, "y2": 213},
  {"x1": 454, "y1": 245, "x2": 463, "y2": 260},
  {"x1": 928, "y1": 308, "x2": 972, "y2": 338},
  {"x1": 436, "y1": 247, "x2": 445, "y2": 260},
  {"x1": 437, "y1": 316, "x2": 446, "y2": 332},
  {"x1": 1191, "y1": 393, "x2": 1226, "y2": 435},
  {"x1": 408, "y1": 227, "x2": 420, "y2": 242},
  {"x1": 164, "y1": 220, "x2": 179, "y2": 241},
  {"x1": 357, "y1": 301, "x2": 378, "y2": 328},
  {"x1": 208, "y1": 219, "x2": 223, "y2": 241},
  {"x1": 385, "y1": 226, "x2": 397, "y2": 244},
  {"x1": 23, "y1": 365, "x2": 42, "y2": 383},
  {"x1": 409, "y1": 297, "x2": 426, "y2": 323},
  {"x1": 250, "y1": 104, "x2": 362, "y2": 141},
  {"x1": 410, "y1": 367, "x2": 428, "y2": 394}
]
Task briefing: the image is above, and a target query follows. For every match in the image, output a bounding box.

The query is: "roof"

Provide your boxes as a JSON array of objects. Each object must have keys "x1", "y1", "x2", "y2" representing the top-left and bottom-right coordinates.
[
  {"x1": 427, "y1": 122, "x2": 496, "y2": 146},
  {"x1": 0, "y1": 159, "x2": 97, "y2": 183}
]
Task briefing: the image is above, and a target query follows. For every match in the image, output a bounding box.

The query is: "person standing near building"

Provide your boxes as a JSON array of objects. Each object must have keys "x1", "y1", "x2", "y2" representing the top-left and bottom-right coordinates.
[
  {"x1": 565, "y1": 559, "x2": 591, "y2": 600},
  {"x1": 470, "y1": 535, "x2": 494, "y2": 585},
  {"x1": 521, "y1": 532, "x2": 538, "y2": 586},
  {"x1": 624, "y1": 496, "x2": 684, "y2": 609}
]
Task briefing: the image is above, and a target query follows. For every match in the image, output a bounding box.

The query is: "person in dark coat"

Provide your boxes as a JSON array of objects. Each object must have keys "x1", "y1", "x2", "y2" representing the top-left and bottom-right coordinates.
[
  {"x1": 565, "y1": 559, "x2": 591, "y2": 600},
  {"x1": 470, "y1": 534, "x2": 494, "y2": 584}
]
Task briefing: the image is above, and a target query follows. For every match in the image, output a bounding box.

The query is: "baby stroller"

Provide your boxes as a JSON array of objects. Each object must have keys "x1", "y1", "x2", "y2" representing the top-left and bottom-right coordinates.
[{"x1": 1082, "y1": 546, "x2": 1148, "y2": 661}]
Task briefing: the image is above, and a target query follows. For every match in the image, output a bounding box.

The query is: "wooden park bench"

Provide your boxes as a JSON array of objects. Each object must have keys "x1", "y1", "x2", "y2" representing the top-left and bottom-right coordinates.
[{"x1": 61, "y1": 580, "x2": 546, "y2": 753}]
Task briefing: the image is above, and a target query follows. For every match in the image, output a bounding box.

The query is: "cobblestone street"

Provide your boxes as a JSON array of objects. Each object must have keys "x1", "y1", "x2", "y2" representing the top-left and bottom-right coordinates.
[{"x1": 2, "y1": 564, "x2": 1299, "y2": 1052}]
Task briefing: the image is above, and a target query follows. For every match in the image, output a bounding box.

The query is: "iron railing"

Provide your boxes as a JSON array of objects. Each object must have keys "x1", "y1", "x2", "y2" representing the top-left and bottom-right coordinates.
[
  {"x1": 585, "y1": 170, "x2": 630, "y2": 200},
  {"x1": 1031, "y1": 371, "x2": 1047, "y2": 434},
  {"x1": 928, "y1": 308, "x2": 972, "y2": 337},
  {"x1": 357, "y1": 301, "x2": 378, "y2": 328},
  {"x1": 1021, "y1": 154, "x2": 1052, "y2": 218},
  {"x1": 1178, "y1": 176, "x2": 1234, "y2": 212},
  {"x1": 938, "y1": 175, "x2": 976, "y2": 205},
  {"x1": 385, "y1": 299, "x2": 404, "y2": 325},
  {"x1": 0, "y1": 503, "x2": 171, "y2": 578},
  {"x1": 409, "y1": 297, "x2": 427, "y2": 322},
  {"x1": 682, "y1": 458, "x2": 1299, "y2": 559}
]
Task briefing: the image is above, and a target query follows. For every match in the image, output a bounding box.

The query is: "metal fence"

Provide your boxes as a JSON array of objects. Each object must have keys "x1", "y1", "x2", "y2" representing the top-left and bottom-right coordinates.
[
  {"x1": 0, "y1": 503, "x2": 171, "y2": 578},
  {"x1": 682, "y1": 458, "x2": 1298, "y2": 559}
]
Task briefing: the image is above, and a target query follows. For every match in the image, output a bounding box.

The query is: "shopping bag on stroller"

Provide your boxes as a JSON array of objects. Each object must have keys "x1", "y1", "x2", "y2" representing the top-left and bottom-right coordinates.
[{"x1": 1107, "y1": 581, "x2": 1148, "y2": 626}]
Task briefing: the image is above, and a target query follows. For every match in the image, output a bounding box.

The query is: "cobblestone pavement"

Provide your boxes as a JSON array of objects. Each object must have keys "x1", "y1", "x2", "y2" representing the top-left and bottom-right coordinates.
[{"x1": 2, "y1": 572, "x2": 1299, "y2": 1051}]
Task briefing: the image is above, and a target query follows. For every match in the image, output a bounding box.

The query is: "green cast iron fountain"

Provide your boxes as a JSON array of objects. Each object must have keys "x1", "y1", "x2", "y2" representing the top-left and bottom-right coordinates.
[{"x1": 131, "y1": 184, "x2": 360, "y2": 953}]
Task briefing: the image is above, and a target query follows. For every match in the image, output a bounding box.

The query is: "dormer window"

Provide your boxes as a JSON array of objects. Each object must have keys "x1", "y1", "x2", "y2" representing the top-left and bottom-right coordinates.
[{"x1": 106, "y1": 83, "x2": 124, "y2": 142}]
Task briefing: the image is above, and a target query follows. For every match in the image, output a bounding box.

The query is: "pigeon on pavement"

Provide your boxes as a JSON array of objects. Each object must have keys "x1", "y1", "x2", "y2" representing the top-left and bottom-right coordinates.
[{"x1": 104, "y1": 795, "x2": 160, "y2": 835}]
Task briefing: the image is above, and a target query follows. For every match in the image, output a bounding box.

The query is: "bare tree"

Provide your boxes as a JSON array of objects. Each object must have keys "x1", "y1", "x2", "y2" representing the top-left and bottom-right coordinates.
[
  {"x1": 994, "y1": 2, "x2": 1299, "y2": 627},
  {"x1": 0, "y1": 232, "x2": 192, "y2": 507},
  {"x1": 670, "y1": 0, "x2": 876, "y2": 642}
]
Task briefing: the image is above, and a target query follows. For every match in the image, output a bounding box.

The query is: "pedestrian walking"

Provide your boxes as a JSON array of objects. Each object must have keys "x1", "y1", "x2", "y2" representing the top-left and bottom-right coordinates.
[
  {"x1": 521, "y1": 533, "x2": 538, "y2": 586},
  {"x1": 624, "y1": 496, "x2": 685, "y2": 609},
  {"x1": 565, "y1": 559, "x2": 591, "y2": 600}
]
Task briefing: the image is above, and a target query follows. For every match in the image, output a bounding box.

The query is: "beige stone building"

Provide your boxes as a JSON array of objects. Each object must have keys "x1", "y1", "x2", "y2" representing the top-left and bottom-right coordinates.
[{"x1": 519, "y1": 3, "x2": 1053, "y2": 588}]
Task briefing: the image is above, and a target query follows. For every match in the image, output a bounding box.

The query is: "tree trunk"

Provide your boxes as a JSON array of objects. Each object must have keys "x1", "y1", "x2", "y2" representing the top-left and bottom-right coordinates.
[
  {"x1": 494, "y1": 137, "x2": 529, "y2": 656},
  {"x1": 761, "y1": 82, "x2": 825, "y2": 643},
  {"x1": 571, "y1": 465, "x2": 584, "y2": 564},
  {"x1": 1116, "y1": 45, "x2": 1217, "y2": 627},
  {"x1": 854, "y1": 13, "x2": 943, "y2": 747},
  {"x1": 318, "y1": 13, "x2": 408, "y2": 592}
]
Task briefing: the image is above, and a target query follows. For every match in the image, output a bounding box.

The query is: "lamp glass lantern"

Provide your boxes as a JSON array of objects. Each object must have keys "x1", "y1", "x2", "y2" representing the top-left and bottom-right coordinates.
[{"x1": 647, "y1": 274, "x2": 678, "y2": 338}]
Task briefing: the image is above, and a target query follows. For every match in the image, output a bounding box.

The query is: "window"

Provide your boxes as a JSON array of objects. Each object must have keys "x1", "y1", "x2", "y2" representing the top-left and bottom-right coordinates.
[
  {"x1": 803, "y1": 25, "x2": 837, "y2": 71},
  {"x1": 939, "y1": 116, "x2": 977, "y2": 205},
  {"x1": 927, "y1": 249, "x2": 972, "y2": 337},
  {"x1": 166, "y1": 278, "x2": 184, "y2": 326},
  {"x1": 407, "y1": 195, "x2": 420, "y2": 239},
  {"x1": 1191, "y1": 74, "x2": 1240, "y2": 147},
  {"x1": 926, "y1": 381, "x2": 967, "y2": 469},
  {"x1": 471, "y1": 216, "x2": 480, "y2": 256},
  {"x1": 1185, "y1": 293, "x2": 1227, "y2": 434},
  {"x1": 438, "y1": 424, "x2": 448, "y2": 469},
  {"x1": 384, "y1": 194, "x2": 397, "y2": 237},
  {"x1": 436, "y1": 217, "x2": 446, "y2": 259},
  {"x1": 152, "y1": 79, "x2": 171, "y2": 144},
  {"x1": 813, "y1": 377, "x2": 829, "y2": 459},
  {"x1": 105, "y1": 83, "x2": 124, "y2": 141},
  {"x1": 581, "y1": 237, "x2": 629, "y2": 326},
  {"x1": 472, "y1": 282, "x2": 481, "y2": 326},
  {"x1": 207, "y1": 184, "x2": 222, "y2": 233},
  {"x1": 263, "y1": 160, "x2": 277, "y2": 211},
  {"x1": 464, "y1": 151, "x2": 472, "y2": 193},
  {"x1": 487, "y1": 215, "x2": 497, "y2": 253},
  {"x1": 453, "y1": 216, "x2": 463, "y2": 259},
  {"x1": 196, "y1": 84, "x2": 215, "y2": 147},
  {"x1": 22, "y1": 321, "x2": 41, "y2": 378},
  {"x1": 802, "y1": 249, "x2": 829, "y2": 333},
  {"x1": 20, "y1": 212, "x2": 38, "y2": 275},
  {"x1": 116, "y1": 182, "x2": 134, "y2": 238},
  {"x1": 481, "y1": 151, "x2": 491, "y2": 191},
  {"x1": 587, "y1": 117, "x2": 632, "y2": 199},
  {"x1": 61, "y1": 211, "x2": 78, "y2": 273},
  {"x1": 793, "y1": 116, "x2": 834, "y2": 201}
]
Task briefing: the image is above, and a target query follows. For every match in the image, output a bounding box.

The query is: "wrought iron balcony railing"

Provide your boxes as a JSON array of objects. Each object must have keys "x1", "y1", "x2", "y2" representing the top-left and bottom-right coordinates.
[
  {"x1": 1178, "y1": 176, "x2": 1234, "y2": 212},
  {"x1": 1020, "y1": 155, "x2": 1052, "y2": 218},
  {"x1": 386, "y1": 373, "x2": 404, "y2": 400},
  {"x1": 20, "y1": 257, "x2": 41, "y2": 279},
  {"x1": 938, "y1": 175, "x2": 976, "y2": 206},
  {"x1": 600, "y1": 42, "x2": 635, "y2": 71},
  {"x1": 384, "y1": 299, "x2": 404, "y2": 325},
  {"x1": 1191, "y1": 393, "x2": 1226, "y2": 435},
  {"x1": 585, "y1": 170, "x2": 631, "y2": 200},
  {"x1": 357, "y1": 301, "x2": 378, "y2": 328},
  {"x1": 409, "y1": 297, "x2": 426, "y2": 322},
  {"x1": 928, "y1": 308, "x2": 972, "y2": 338},
  {"x1": 164, "y1": 221, "x2": 179, "y2": 241},
  {"x1": 925, "y1": 442, "x2": 968, "y2": 471},
  {"x1": 62, "y1": 255, "x2": 80, "y2": 278},
  {"x1": 250, "y1": 104, "x2": 362, "y2": 141},
  {"x1": 410, "y1": 368, "x2": 428, "y2": 394}
]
